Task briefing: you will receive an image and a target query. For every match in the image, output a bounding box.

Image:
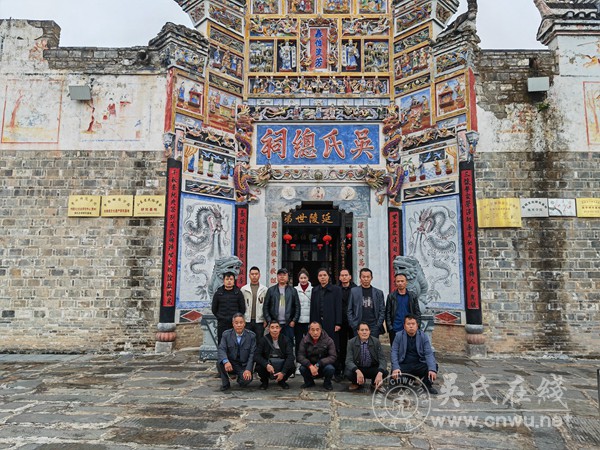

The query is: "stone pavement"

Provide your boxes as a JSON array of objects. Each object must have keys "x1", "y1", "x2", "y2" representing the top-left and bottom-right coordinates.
[{"x1": 0, "y1": 350, "x2": 598, "y2": 450}]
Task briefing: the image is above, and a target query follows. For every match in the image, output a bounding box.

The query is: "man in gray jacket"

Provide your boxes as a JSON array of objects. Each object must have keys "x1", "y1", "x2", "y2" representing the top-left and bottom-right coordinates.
[
  {"x1": 217, "y1": 313, "x2": 257, "y2": 391},
  {"x1": 345, "y1": 322, "x2": 388, "y2": 392},
  {"x1": 347, "y1": 268, "x2": 385, "y2": 338}
]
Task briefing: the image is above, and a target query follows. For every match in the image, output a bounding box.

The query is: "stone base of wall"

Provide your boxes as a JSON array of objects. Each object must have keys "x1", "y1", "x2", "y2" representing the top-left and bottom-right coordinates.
[
  {"x1": 432, "y1": 325, "x2": 467, "y2": 355},
  {"x1": 174, "y1": 322, "x2": 203, "y2": 350}
]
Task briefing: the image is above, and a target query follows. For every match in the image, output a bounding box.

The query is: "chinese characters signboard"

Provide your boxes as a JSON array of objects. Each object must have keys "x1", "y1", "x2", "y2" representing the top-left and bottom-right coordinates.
[
  {"x1": 256, "y1": 124, "x2": 380, "y2": 165},
  {"x1": 477, "y1": 198, "x2": 522, "y2": 228},
  {"x1": 283, "y1": 210, "x2": 340, "y2": 226}
]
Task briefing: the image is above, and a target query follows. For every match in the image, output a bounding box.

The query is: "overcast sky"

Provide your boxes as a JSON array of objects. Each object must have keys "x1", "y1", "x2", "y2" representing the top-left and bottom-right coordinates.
[{"x1": 0, "y1": 0, "x2": 544, "y2": 49}]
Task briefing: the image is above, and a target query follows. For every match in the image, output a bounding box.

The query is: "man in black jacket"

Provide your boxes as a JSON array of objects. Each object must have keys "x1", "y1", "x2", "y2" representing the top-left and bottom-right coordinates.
[
  {"x1": 297, "y1": 322, "x2": 337, "y2": 390},
  {"x1": 336, "y1": 268, "x2": 356, "y2": 380},
  {"x1": 263, "y1": 268, "x2": 301, "y2": 349},
  {"x1": 254, "y1": 321, "x2": 295, "y2": 390},
  {"x1": 212, "y1": 272, "x2": 246, "y2": 344},
  {"x1": 345, "y1": 322, "x2": 388, "y2": 392},
  {"x1": 385, "y1": 273, "x2": 421, "y2": 345}
]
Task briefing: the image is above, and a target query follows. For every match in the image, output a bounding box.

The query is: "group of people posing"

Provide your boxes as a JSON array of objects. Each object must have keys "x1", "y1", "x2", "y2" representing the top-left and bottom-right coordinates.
[{"x1": 211, "y1": 266, "x2": 438, "y2": 394}]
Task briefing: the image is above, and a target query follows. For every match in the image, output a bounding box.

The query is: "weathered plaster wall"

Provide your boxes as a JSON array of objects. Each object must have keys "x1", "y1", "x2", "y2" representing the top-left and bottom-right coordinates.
[
  {"x1": 475, "y1": 49, "x2": 600, "y2": 356},
  {"x1": 0, "y1": 20, "x2": 167, "y2": 352}
]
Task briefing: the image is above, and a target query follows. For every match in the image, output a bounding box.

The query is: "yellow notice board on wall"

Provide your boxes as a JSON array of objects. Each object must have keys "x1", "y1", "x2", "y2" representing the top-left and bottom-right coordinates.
[
  {"x1": 477, "y1": 198, "x2": 522, "y2": 228},
  {"x1": 68, "y1": 195, "x2": 101, "y2": 217},
  {"x1": 101, "y1": 195, "x2": 134, "y2": 217},
  {"x1": 576, "y1": 198, "x2": 600, "y2": 217},
  {"x1": 134, "y1": 195, "x2": 165, "y2": 217}
]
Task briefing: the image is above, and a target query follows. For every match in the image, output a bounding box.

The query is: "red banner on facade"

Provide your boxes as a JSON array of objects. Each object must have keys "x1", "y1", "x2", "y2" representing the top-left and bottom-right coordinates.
[
  {"x1": 309, "y1": 28, "x2": 328, "y2": 71},
  {"x1": 162, "y1": 165, "x2": 181, "y2": 308},
  {"x1": 235, "y1": 205, "x2": 248, "y2": 287},
  {"x1": 460, "y1": 168, "x2": 480, "y2": 310},
  {"x1": 388, "y1": 208, "x2": 402, "y2": 293}
]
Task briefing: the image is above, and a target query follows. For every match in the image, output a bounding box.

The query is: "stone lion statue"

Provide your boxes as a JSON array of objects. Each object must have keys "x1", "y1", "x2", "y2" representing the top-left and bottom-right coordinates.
[
  {"x1": 207, "y1": 256, "x2": 243, "y2": 299},
  {"x1": 392, "y1": 255, "x2": 429, "y2": 310}
]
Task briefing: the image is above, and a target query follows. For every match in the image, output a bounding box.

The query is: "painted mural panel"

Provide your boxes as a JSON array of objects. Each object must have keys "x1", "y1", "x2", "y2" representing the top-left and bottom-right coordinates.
[
  {"x1": 177, "y1": 193, "x2": 235, "y2": 310},
  {"x1": 252, "y1": 0, "x2": 280, "y2": 14},
  {"x1": 287, "y1": 0, "x2": 315, "y2": 14},
  {"x1": 358, "y1": 0, "x2": 387, "y2": 14},
  {"x1": 256, "y1": 123, "x2": 380, "y2": 165},
  {"x1": 584, "y1": 81, "x2": 600, "y2": 145},
  {"x1": 249, "y1": 41, "x2": 275, "y2": 72},
  {"x1": 1, "y1": 79, "x2": 62, "y2": 143},
  {"x1": 435, "y1": 74, "x2": 467, "y2": 119},
  {"x1": 363, "y1": 40, "x2": 389, "y2": 72},
  {"x1": 394, "y1": 46, "x2": 431, "y2": 80},
  {"x1": 399, "y1": 86, "x2": 431, "y2": 135},
  {"x1": 208, "y1": 4, "x2": 243, "y2": 34},
  {"x1": 79, "y1": 79, "x2": 150, "y2": 142},
  {"x1": 323, "y1": 0, "x2": 351, "y2": 14},
  {"x1": 403, "y1": 195, "x2": 463, "y2": 310},
  {"x1": 208, "y1": 45, "x2": 243, "y2": 81},
  {"x1": 174, "y1": 72, "x2": 204, "y2": 119},
  {"x1": 207, "y1": 86, "x2": 241, "y2": 133},
  {"x1": 182, "y1": 144, "x2": 236, "y2": 200}
]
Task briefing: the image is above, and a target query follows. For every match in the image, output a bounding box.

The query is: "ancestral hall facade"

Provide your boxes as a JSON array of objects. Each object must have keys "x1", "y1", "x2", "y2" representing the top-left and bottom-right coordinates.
[{"x1": 1, "y1": 0, "x2": 599, "y2": 356}]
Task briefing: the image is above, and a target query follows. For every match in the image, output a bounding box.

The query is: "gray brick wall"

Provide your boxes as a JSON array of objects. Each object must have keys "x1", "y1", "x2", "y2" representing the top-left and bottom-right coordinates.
[
  {"x1": 0, "y1": 150, "x2": 166, "y2": 352},
  {"x1": 475, "y1": 50, "x2": 600, "y2": 356}
]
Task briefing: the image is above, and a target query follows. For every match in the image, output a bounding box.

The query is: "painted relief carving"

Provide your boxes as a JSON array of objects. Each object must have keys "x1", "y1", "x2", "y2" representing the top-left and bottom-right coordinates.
[
  {"x1": 435, "y1": 73, "x2": 467, "y2": 118},
  {"x1": 342, "y1": 17, "x2": 390, "y2": 36},
  {"x1": 341, "y1": 39, "x2": 361, "y2": 71},
  {"x1": 209, "y1": 24, "x2": 245, "y2": 54},
  {"x1": 363, "y1": 41, "x2": 389, "y2": 72},
  {"x1": 208, "y1": 45, "x2": 243, "y2": 81},
  {"x1": 323, "y1": 0, "x2": 351, "y2": 14},
  {"x1": 250, "y1": 18, "x2": 298, "y2": 37},
  {"x1": 209, "y1": 5, "x2": 243, "y2": 34},
  {"x1": 395, "y1": 3, "x2": 432, "y2": 34},
  {"x1": 249, "y1": 41, "x2": 275, "y2": 72},
  {"x1": 394, "y1": 27, "x2": 430, "y2": 53},
  {"x1": 252, "y1": 0, "x2": 280, "y2": 14},
  {"x1": 394, "y1": 46, "x2": 431, "y2": 80},
  {"x1": 277, "y1": 40, "x2": 297, "y2": 71},
  {"x1": 399, "y1": 87, "x2": 432, "y2": 135},
  {"x1": 358, "y1": 0, "x2": 387, "y2": 14},
  {"x1": 287, "y1": 0, "x2": 315, "y2": 14}
]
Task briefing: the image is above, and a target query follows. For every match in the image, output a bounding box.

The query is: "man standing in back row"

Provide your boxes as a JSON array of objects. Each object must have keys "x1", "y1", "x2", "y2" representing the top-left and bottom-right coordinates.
[
  {"x1": 385, "y1": 273, "x2": 421, "y2": 346},
  {"x1": 241, "y1": 266, "x2": 268, "y2": 340},
  {"x1": 347, "y1": 268, "x2": 385, "y2": 338},
  {"x1": 263, "y1": 268, "x2": 301, "y2": 348}
]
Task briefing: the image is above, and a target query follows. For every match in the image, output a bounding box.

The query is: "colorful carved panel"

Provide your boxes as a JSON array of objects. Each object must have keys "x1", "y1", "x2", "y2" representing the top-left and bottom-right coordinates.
[
  {"x1": 182, "y1": 144, "x2": 236, "y2": 200},
  {"x1": 399, "y1": 86, "x2": 432, "y2": 135},
  {"x1": 207, "y1": 85, "x2": 242, "y2": 133},
  {"x1": 435, "y1": 73, "x2": 467, "y2": 119}
]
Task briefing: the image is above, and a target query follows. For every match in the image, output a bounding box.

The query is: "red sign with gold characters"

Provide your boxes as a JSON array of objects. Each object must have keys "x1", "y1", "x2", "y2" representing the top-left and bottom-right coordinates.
[
  {"x1": 162, "y1": 165, "x2": 181, "y2": 308},
  {"x1": 460, "y1": 168, "x2": 480, "y2": 310}
]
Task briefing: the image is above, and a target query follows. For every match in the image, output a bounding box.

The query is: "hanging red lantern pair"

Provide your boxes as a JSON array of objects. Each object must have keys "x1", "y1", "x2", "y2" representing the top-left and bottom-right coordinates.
[{"x1": 283, "y1": 232, "x2": 292, "y2": 244}]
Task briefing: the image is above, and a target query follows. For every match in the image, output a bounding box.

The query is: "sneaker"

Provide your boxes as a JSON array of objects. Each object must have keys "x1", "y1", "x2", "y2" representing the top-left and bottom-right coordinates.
[
  {"x1": 323, "y1": 382, "x2": 333, "y2": 391},
  {"x1": 278, "y1": 381, "x2": 290, "y2": 390},
  {"x1": 259, "y1": 382, "x2": 268, "y2": 390},
  {"x1": 289, "y1": 372, "x2": 295, "y2": 379},
  {"x1": 295, "y1": 367, "x2": 301, "y2": 375},
  {"x1": 219, "y1": 384, "x2": 231, "y2": 392},
  {"x1": 348, "y1": 383, "x2": 361, "y2": 391},
  {"x1": 300, "y1": 382, "x2": 315, "y2": 389}
]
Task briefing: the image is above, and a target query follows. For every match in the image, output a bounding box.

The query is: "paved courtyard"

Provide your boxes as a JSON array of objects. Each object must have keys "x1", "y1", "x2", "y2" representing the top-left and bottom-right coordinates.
[{"x1": 0, "y1": 350, "x2": 598, "y2": 449}]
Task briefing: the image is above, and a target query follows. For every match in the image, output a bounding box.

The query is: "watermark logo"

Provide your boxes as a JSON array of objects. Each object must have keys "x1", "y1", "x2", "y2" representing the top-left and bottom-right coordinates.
[
  {"x1": 372, "y1": 372, "x2": 571, "y2": 433},
  {"x1": 371, "y1": 373, "x2": 431, "y2": 432}
]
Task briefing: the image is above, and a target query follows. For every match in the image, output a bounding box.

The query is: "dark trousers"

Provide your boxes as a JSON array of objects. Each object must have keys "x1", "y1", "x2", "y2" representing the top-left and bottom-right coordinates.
[
  {"x1": 299, "y1": 364, "x2": 335, "y2": 385},
  {"x1": 216, "y1": 322, "x2": 232, "y2": 345},
  {"x1": 247, "y1": 321, "x2": 265, "y2": 342},
  {"x1": 217, "y1": 360, "x2": 253, "y2": 388},
  {"x1": 256, "y1": 363, "x2": 295, "y2": 384},
  {"x1": 294, "y1": 323, "x2": 309, "y2": 356},
  {"x1": 399, "y1": 361, "x2": 432, "y2": 386},
  {"x1": 336, "y1": 323, "x2": 353, "y2": 375},
  {"x1": 281, "y1": 323, "x2": 295, "y2": 351},
  {"x1": 347, "y1": 366, "x2": 389, "y2": 385},
  {"x1": 389, "y1": 330, "x2": 397, "y2": 347}
]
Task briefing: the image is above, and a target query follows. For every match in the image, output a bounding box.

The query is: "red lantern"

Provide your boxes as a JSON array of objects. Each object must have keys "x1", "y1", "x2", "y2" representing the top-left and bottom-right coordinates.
[
  {"x1": 323, "y1": 234, "x2": 332, "y2": 245},
  {"x1": 346, "y1": 243, "x2": 352, "y2": 249},
  {"x1": 283, "y1": 233, "x2": 292, "y2": 244},
  {"x1": 317, "y1": 243, "x2": 323, "y2": 250},
  {"x1": 290, "y1": 243, "x2": 296, "y2": 249},
  {"x1": 346, "y1": 233, "x2": 352, "y2": 240}
]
